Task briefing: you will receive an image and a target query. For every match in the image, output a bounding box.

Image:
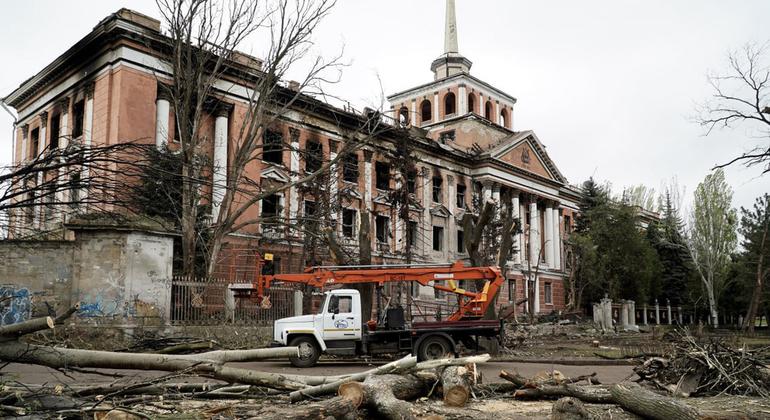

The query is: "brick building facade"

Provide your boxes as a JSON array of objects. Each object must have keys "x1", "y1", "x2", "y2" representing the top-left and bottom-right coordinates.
[{"x1": 3, "y1": 3, "x2": 581, "y2": 315}]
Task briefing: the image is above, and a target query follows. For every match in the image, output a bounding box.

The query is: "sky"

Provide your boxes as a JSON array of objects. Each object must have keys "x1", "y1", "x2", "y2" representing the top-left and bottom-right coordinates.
[{"x1": 0, "y1": 0, "x2": 768, "y2": 213}]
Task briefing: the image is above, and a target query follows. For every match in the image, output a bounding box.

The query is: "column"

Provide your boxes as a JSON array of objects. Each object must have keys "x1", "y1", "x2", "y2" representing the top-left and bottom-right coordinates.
[
  {"x1": 642, "y1": 303, "x2": 648, "y2": 325},
  {"x1": 289, "y1": 128, "x2": 300, "y2": 229},
  {"x1": 667, "y1": 299, "x2": 672, "y2": 325},
  {"x1": 329, "y1": 140, "x2": 339, "y2": 224},
  {"x1": 155, "y1": 86, "x2": 171, "y2": 149},
  {"x1": 494, "y1": 101, "x2": 499, "y2": 124},
  {"x1": 459, "y1": 85, "x2": 467, "y2": 114},
  {"x1": 447, "y1": 175, "x2": 455, "y2": 255},
  {"x1": 678, "y1": 306, "x2": 683, "y2": 324},
  {"x1": 544, "y1": 205, "x2": 554, "y2": 268},
  {"x1": 593, "y1": 303, "x2": 601, "y2": 326},
  {"x1": 211, "y1": 105, "x2": 230, "y2": 221},
  {"x1": 421, "y1": 167, "x2": 430, "y2": 252},
  {"x1": 628, "y1": 300, "x2": 636, "y2": 327},
  {"x1": 529, "y1": 199, "x2": 540, "y2": 265},
  {"x1": 511, "y1": 192, "x2": 521, "y2": 265},
  {"x1": 553, "y1": 207, "x2": 562, "y2": 270},
  {"x1": 491, "y1": 183, "x2": 500, "y2": 204},
  {"x1": 56, "y1": 98, "x2": 70, "y2": 217},
  {"x1": 36, "y1": 112, "x2": 48, "y2": 228},
  {"x1": 20, "y1": 124, "x2": 29, "y2": 163},
  {"x1": 410, "y1": 99, "x2": 417, "y2": 126},
  {"x1": 481, "y1": 181, "x2": 493, "y2": 203},
  {"x1": 81, "y1": 84, "x2": 94, "y2": 206},
  {"x1": 533, "y1": 276, "x2": 540, "y2": 314},
  {"x1": 655, "y1": 299, "x2": 660, "y2": 325},
  {"x1": 363, "y1": 150, "x2": 373, "y2": 211},
  {"x1": 433, "y1": 91, "x2": 440, "y2": 122}
]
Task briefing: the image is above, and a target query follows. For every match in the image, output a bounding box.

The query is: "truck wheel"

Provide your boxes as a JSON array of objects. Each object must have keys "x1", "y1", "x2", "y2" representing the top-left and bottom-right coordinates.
[
  {"x1": 418, "y1": 335, "x2": 454, "y2": 361},
  {"x1": 289, "y1": 336, "x2": 320, "y2": 368}
]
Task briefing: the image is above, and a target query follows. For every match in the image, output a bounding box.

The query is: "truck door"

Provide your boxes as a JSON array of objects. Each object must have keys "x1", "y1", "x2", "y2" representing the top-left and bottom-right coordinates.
[{"x1": 322, "y1": 292, "x2": 361, "y2": 341}]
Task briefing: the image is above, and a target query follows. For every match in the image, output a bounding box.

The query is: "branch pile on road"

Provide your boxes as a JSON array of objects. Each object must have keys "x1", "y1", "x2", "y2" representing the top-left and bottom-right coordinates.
[
  {"x1": 1, "y1": 310, "x2": 768, "y2": 419},
  {"x1": 634, "y1": 332, "x2": 770, "y2": 398}
]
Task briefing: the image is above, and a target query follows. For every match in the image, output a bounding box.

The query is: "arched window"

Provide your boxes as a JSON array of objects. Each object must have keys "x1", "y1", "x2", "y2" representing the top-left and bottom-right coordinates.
[
  {"x1": 398, "y1": 106, "x2": 409, "y2": 126},
  {"x1": 499, "y1": 109, "x2": 508, "y2": 127},
  {"x1": 484, "y1": 101, "x2": 493, "y2": 120},
  {"x1": 444, "y1": 92, "x2": 456, "y2": 116},
  {"x1": 467, "y1": 94, "x2": 475, "y2": 114},
  {"x1": 420, "y1": 99, "x2": 432, "y2": 123}
]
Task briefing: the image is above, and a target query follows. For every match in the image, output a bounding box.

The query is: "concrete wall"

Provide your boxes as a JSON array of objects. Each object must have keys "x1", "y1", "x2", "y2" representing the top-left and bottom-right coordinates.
[{"x1": 0, "y1": 226, "x2": 173, "y2": 327}]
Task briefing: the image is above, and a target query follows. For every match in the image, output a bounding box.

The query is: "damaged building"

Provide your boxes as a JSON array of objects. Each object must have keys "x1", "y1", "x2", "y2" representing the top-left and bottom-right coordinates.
[{"x1": 3, "y1": 3, "x2": 580, "y2": 318}]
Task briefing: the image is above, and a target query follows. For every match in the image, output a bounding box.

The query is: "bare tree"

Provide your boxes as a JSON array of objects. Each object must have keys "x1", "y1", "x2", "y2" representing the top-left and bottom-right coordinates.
[
  {"x1": 697, "y1": 43, "x2": 770, "y2": 174},
  {"x1": 0, "y1": 140, "x2": 159, "y2": 239}
]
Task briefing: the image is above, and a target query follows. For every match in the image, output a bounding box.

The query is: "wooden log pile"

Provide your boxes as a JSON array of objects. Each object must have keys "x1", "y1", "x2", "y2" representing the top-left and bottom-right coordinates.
[{"x1": 1, "y1": 310, "x2": 768, "y2": 419}]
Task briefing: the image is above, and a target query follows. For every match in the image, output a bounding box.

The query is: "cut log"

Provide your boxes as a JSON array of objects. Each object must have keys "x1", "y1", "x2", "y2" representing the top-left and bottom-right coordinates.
[
  {"x1": 360, "y1": 374, "x2": 429, "y2": 420},
  {"x1": 0, "y1": 316, "x2": 54, "y2": 339},
  {"x1": 513, "y1": 384, "x2": 614, "y2": 403},
  {"x1": 440, "y1": 365, "x2": 474, "y2": 407},
  {"x1": 288, "y1": 355, "x2": 417, "y2": 402},
  {"x1": 54, "y1": 303, "x2": 80, "y2": 325},
  {"x1": 609, "y1": 383, "x2": 700, "y2": 420},
  {"x1": 499, "y1": 369, "x2": 528, "y2": 387}
]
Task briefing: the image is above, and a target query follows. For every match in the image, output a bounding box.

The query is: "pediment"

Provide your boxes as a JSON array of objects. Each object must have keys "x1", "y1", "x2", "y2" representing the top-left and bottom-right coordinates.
[
  {"x1": 485, "y1": 131, "x2": 567, "y2": 183},
  {"x1": 261, "y1": 166, "x2": 290, "y2": 183},
  {"x1": 430, "y1": 204, "x2": 452, "y2": 218}
]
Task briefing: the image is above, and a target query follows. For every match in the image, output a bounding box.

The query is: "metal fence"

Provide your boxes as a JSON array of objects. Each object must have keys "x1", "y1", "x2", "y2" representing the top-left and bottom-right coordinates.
[{"x1": 170, "y1": 276, "x2": 295, "y2": 325}]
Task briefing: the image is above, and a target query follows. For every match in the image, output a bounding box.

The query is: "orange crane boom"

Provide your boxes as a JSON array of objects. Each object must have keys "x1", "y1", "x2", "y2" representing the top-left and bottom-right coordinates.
[{"x1": 231, "y1": 259, "x2": 504, "y2": 321}]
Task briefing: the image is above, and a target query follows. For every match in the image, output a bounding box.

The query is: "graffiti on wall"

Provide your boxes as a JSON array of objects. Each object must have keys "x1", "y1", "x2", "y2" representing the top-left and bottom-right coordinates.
[{"x1": 0, "y1": 286, "x2": 32, "y2": 325}]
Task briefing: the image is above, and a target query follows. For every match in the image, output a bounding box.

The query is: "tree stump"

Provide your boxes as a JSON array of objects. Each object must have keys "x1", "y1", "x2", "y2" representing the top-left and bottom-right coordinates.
[{"x1": 440, "y1": 364, "x2": 475, "y2": 407}]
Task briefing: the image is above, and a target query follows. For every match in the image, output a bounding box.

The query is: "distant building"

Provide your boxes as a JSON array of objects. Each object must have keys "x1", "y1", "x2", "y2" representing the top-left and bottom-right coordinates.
[{"x1": 3, "y1": 2, "x2": 582, "y2": 314}]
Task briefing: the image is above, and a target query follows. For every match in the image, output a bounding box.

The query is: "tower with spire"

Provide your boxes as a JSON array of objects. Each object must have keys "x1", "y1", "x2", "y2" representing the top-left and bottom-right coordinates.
[{"x1": 387, "y1": 0, "x2": 517, "y2": 150}]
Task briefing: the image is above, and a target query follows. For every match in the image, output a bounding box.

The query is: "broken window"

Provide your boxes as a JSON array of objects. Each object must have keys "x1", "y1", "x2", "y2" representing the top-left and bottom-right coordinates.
[
  {"x1": 398, "y1": 107, "x2": 409, "y2": 125},
  {"x1": 420, "y1": 99, "x2": 432, "y2": 123},
  {"x1": 29, "y1": 128, "x2": 39, "y2": 159},
  {"x1": 375, "y1": 161, "x2": 390, "y2": 190},
  {"x1": 406, "y1": 220, "x2": 418, "y2": 248},
  {"x1": 564, "y1": 215, "x2": 572, "y2": 234},
  {"x1": 342, "y1": 153, "x2": 359, "y2": 183},
  {"x1": 375, "y1": 215, "x2": 390, "y2": 244},
  {"x1": 457, "y1": 229, "x2": 464, "y2": 253},
  {"x1": 439, "y1": 130, "x2": 455, "y2": 143},
  {"x1": 49, "y1": 114, "x2": 60, "y2": 149},
  {"x1": 342, "y1": 208, "x2": 356, "y2": 238},
  {"x1": 72, "y1": 100, "x2": 85, "y2": 139},
  {"x1": 303, "y1": 200, "x2": 317, "y2": 228},
  {"x1": 406, "y1": 169, "x2": 417, "y2": 194},
  {"x1": 508, "y1": 279, "x2": 516, "y2": 302},
  {"x1": 68, "y1": 173, "x2": 80, "y2": 210},
  {"x1": 432, "y1": 175, "x2": 443, "y2": 203},
  {"x1": 468, "y1": 93, "x2": 475, "y2": 114},
  {"x1": 456, "y1": 184, "x2": 466, "y2": 209},
  {"x1": 484, "y1": 101, "x2": 493, "y2": 120},
  {"x1": 305, "y1": 140, "x2": 322, "y2": 173},
  {"x1": 263, "y1": 130, "x2": 283, "y2": 164},
  {"x1": 261, "y1": 194, "x2": 281, "y2": 218},
  {"x1": 444, "y1": 92, "x2": 456, "y2": 116},
  {"x1": 544, "y1": 282, "x2": 552, "y2": 304},
  {"x1": 432, "y1": 226, "x2": 444, "y2": 251}
]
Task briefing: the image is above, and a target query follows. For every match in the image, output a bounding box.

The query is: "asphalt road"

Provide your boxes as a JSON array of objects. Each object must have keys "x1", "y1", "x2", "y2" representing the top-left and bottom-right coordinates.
[{"x1": 1, "y1": 359, "x2": 636, "y2": 386}]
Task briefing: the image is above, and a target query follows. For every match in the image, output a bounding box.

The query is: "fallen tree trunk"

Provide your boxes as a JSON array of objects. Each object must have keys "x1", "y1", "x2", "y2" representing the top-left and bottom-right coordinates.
[
  {"x1": 513, "y1": 384, "x2": 614, "y2": 403},
  {"x1": 0, "y1": 342, "x2": 316, "y2": 391},
  {"x1": 0, "y1": 317, "x2": 54, "y2": 339},
  {"x1": 288, "y1": 355, "x2": 418, "y2": 402},
  {"x1": 440, "y1": 365, "x2": 475, "y2": 407},
  {"x1": 609, "y1": 383, "x2": 700, "y2": 420}
]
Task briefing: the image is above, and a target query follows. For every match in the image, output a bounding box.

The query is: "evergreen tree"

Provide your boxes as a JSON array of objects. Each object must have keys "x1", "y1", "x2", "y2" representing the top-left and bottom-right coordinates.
[
  {"x1": 575, "y1": 177, "x2": 608, "y2": 233},
  {"x1": 647, "y1": 192, "x2": 692, "y2": 305}
]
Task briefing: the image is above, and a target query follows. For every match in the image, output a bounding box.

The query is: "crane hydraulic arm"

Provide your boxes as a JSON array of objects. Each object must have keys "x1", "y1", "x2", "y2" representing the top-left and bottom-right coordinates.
[{"x1": 230, "y1": 259, "x2": 504, "y2": 321}]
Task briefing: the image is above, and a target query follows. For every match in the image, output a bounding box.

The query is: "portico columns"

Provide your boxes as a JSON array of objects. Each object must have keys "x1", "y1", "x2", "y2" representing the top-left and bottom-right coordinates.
[
  {"x1": 289, "y1": 128, "x2": 300, "y2": 229},
  {"x1": 529, "y1": 199, "x2": 540, "y2": 265},
  {"x1": 553, "y1": 207, "x2": 562, "y2": 270},
  {"x1": 511, "y1": 192, "x2": 521, "y2": 265},
  {"x1": 544, "y1": 203, "x2": 554, "y2": 268},
  {"x1": 491, "y1": 183, "x2": 500, "y2": 203},
  {"x1": 211, "y1": 104, "x2": 231, "y2": 221},
  {"x1": 329, "y1": 140, "x2": 339, "y2": 223},
  {"x1": 155, "y1": 85, "x2": 171, "y2": 149},
  {"x1": 36, "y1": 112, "x2": 48, "y2": 228},
  {"x1": 481, "y1": 181, "x2": 493, "y2": 204}
]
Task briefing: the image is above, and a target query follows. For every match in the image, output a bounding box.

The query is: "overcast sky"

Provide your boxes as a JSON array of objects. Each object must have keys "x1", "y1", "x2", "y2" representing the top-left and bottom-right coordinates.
[{"x1": 1, "y1": 0, "x2": 768, "y2": 212}]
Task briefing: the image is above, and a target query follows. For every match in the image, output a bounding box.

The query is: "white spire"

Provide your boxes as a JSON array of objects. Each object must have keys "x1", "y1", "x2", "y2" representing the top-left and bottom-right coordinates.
[{"x1": 444, "y1": 0, "x2": 459, "y2": 54}]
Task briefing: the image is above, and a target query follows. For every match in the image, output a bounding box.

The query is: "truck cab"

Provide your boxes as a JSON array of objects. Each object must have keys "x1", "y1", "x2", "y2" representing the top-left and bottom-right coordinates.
[{"x1": 273, "y1": 289, "x2": 362, "y2": 367}]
